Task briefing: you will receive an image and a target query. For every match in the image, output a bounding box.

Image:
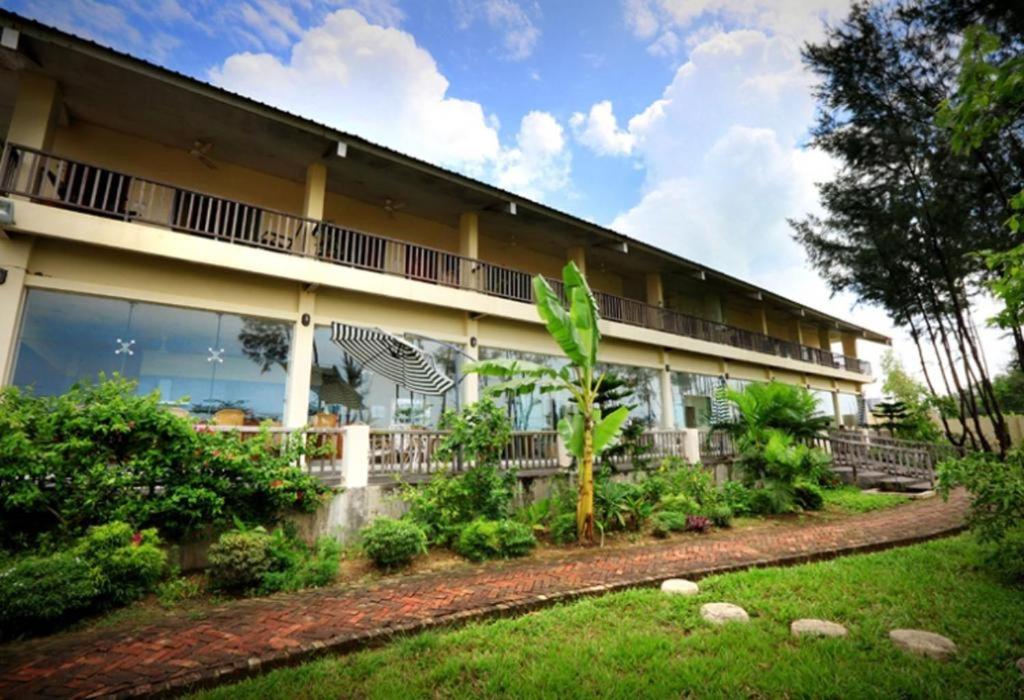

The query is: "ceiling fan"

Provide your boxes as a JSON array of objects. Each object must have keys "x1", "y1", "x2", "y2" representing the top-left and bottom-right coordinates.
[
  {"x1": 383, "y1": 198, "x2": 407, "y2": 218},
  {"x1": 188, "y1": 140, "x2": 217, "y2": 169}
]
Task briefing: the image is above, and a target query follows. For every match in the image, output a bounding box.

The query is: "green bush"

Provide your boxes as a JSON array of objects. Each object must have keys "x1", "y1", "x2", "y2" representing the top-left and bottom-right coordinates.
[
  {"x1": 707, "y1": 504, "x2": 733, "y2": 528},
  {"x1": 261, "y1": 527, "x2": 341, "y2": 593},
  {"x1": 435, "y1": 398, "x2": 512, "y2": 469},
  {"x1": 794, "y1": 481, "x2": 825, "y2": 511},
  {"x1": 650, "y1": 511, "x2": 688, "y2": 538},
  {"x1": 549, "y1": 512, "x2": 579, "y2": 545},
  {"x1": 986, "y1": 528, "x2": 1024, "y2": 584},
  {"x1": 402, "y1": 466, "x2": 516, "y2": 546},
  {"x1": 0, "y1": 376, "x2": 332, "y2": 551},
  {"x1": 73, "y1": 522, "x2": 167, "y2": 605},
  {"x1": 455, "y1": 519, "x2": 537, "y2": 561},
  {"x1": 207, "y1": 529, "x2": 272, "y2": 591},
  {"x1": 361, "y1": 518, "x2": 427, "y2": 570},
  {"x1": 658, "y1": 493, "x2": 699, "y2": 516},
  {"x1": 156, "y1": 575, "x2": 203, "y2": 607},
  {"x1": 719, "y1": 480, "x2": 753, "y2": 516},
  {"x1": 0, "y1": 552, "x2": 101, "y2": 636}
]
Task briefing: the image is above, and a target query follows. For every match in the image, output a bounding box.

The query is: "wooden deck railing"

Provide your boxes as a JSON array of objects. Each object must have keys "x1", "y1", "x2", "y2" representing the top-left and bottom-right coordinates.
[
  {"x1": 0, "y1": 143, "x2": 871, "y2": 375},
  {"x1": 199, "y1": 425, "x2": 346, "y2": 483}
]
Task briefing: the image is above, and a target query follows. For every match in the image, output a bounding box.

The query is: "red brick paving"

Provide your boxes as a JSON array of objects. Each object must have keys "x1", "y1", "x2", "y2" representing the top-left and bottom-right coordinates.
[{"x1": 0, "y1": 492, "x2": 968, "y2": 699}]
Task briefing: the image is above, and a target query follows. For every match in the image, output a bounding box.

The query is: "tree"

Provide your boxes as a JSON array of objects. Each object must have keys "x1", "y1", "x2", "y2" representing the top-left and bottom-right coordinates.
[
  {"x1": 467, "y1": 262, "x2": 630, "y2": 543},
  {"x1": 878, "y1": 350, "x2": 943, "y2": 441},
  {"x1": 792, "y1": 1, "x2": 1024, "y2": 454},
  {"x1": 871, "y1": 399, "x2": 911, "y2": 435}
]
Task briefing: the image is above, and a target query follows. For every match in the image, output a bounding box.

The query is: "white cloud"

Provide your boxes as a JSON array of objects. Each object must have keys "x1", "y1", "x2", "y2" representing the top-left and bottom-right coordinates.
[
  {"x1": 211, "y1": 9, "x2": 568, "y2": 200},
  {"x1": 454, "y1": 0, "x2": 540, "y2": 61},
  {"x1": 569, "y1": 101, "x2": 636, "y2": 156}
]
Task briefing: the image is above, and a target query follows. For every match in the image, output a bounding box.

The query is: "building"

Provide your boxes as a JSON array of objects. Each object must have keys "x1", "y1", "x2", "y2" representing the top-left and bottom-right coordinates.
[{"x1": 0, "y1": 12, "x2": 888, "y2": 436}]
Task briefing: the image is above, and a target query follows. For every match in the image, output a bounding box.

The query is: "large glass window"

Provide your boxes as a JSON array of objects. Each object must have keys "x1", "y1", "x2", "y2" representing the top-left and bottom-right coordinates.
[
  {"x1": 837, "y1": 392, "x2": 861, "y2": 427},
  {"x1": 811, "y1": 389, "x2": 837, "y2": 424},
  {"x1": 12, "y1": 289, "x2": 291, "y2": 421},
  {"x1": 479, "y1": 347, "x2": 570, "y2": 430},
  {"x1": 309, "y1": 326, "x2": 460, "y2": 428},
  {"x1": 672, "y1": 372, "x2": 719, "y2": 428},
  {"x1": 598, "y1": 363, "x2": 662, "y2": 428}
]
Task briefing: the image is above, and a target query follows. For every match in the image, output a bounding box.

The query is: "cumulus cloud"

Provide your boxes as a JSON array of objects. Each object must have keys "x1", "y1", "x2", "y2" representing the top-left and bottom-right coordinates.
[
  {"x1": 454, "y1": 0, "x2": 540, "y2": 61},
  {"x1": 569, "y1": 101, "x2": 636, "y2": 156},
  {"x1": 212, "y1": 9, "x2": 567, "y2": 199}
]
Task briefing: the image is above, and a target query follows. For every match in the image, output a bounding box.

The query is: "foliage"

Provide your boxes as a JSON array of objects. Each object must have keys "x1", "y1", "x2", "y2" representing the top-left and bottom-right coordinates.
[
  {"x1": 938, "y1": 449, "x2": 1024, "y2": 545},
  {"x1": 467, "y1": 262, "x2": 630, "y2": 543},
  {"x1": 876, "y1": 351, "x2": 943, "y2": 441},
  {"x1": 793, "y1": 481, "x2": 825, "y2": 512},
  {"x1": 707, "y1": 504, "x2": 733, "y2": 528},
  {"x1": 156, "y1": 575, "x2": 203, "y2": 607},
  {"x1": 435, "y1": 398, "x2": 512, "y2": 469},
  {"x1": 685, "y1": 515, "x2": 712, "y2": 534},
  {"x1": 0, "y1": 376, "x2": 331, "y2": 551},
  {"x1": 792, "y1": 3, "x2": 1023, "y2": 454},
  {"x1": 719, "y1": 480, "x2": 754, "y2": 517},
  {"x1": 0, "y1": 552, "x2": 101, "y2": 637},
  {"x1": 260, "y1": 527, "x2": 341, "y2": 593},
  {"x1": 360, "y1": 518, "x2": 427, "y2": 570},
  {"x1": 454, "y1": 519, "x2": 537, "y2": 561},
  {"x1": 549, "y1": 512, "x2": 579, "y2": 545},
  {"x1": 200, "y1": 535, "x2": 1024, "y2": 699},
  {"x1": 0, "y1": 521, "x2": 168, "y2": 638},
  {"x1": 991, "y1": 362, "x2": 1024, "y2": 414},
  {"x1": 650, "y1": 510, "x2": 688, "y2": 538},
  {"x1": 207, "y1": 529, "x2": 272, "y2": 592},
  {"x1": 401, "y1": 466, "x2": 516, "y2": 547},
  {"x1": 718, "y1": 381, "x2": 831, "y2": 442},
  {"x1": 73, "y1": 522, "x2": 167, "y2": 606}
]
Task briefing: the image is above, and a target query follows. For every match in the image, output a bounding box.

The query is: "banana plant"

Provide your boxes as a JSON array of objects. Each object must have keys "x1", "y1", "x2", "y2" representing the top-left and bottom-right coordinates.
[{"x1": 466, "y1": 262, "x2": 630, "y2": 543}]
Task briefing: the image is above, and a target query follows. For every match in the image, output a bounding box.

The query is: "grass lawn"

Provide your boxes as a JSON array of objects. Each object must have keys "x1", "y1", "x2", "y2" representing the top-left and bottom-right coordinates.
[
  {"x1": 191, "y1": 534, "x2": 1024, "y2": 699},
  {"x1": 823, "y1": 485, "x2": 911, "y2": 513}
]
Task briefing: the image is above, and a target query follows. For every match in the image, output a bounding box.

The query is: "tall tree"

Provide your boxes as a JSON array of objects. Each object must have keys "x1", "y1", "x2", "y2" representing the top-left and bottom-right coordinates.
[{"x1": 791, "y1": 0, "x2": 1024, "y2": 453}]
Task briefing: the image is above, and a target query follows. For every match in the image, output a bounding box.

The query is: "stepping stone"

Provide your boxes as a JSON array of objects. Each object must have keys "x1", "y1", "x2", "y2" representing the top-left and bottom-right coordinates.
[
  {"x1": 700, "y1": 603, "x2": 749, "y2": 625},
  {"x1": 889, "y1": 629, "x2": 957, "y2": 660},
  {"x1": 790, "y1": 619, "x2": 848, "y2": 638},
  {"x1": 660, "y1": 579, "x2": 699, "y2": 596}
]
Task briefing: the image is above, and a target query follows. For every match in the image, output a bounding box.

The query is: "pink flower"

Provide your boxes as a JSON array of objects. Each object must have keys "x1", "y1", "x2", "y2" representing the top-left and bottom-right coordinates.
[{"x1": 131, "y1": 532, "x2": 143, "y2": 546}]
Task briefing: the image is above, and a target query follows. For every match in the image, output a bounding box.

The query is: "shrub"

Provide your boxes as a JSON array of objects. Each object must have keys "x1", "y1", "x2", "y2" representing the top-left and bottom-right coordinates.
[
  {"x1": 650, "y1": 511, "x2": 688, "y2": 538},
  {"x1": 156, "y1": 576, "x2": 203, "y2": 607},
  {"x1": 658, "y1": 493, "x2": 699, "y2": 516},
  {"x1": 986, "y1": 528, "x2": 1024, "y2": 584},
  {"x1": 361, "y1": 518, "x2": 427, "y2": 570},
  {"x1": 0, "y1": 376, "x2": 331, "y2": 551},
  {"x1": 435, "y1": 399, "x2": 512, "y2": 469},
  {"x1": 261, "y1": 527, "x2": 341, "y2": 592},
  {"x1": 207, "y1": 529, "x2": 272, "y2": 591},
  {"x1": 73, "y1": 522, "x2": 167, "y2": 606},
  {"x1": 794, "y1": 481, "x2": 825, "y2": 511},
  {"x1": 720, "y1": 480, "x2": 753, "y2": 516},
  {"x1": 0, "y1": 552, "x2": 101, "y2": 636},
  {"x1": 707, "y1": 504, "x2": 733, "y2": 528},
  {"x1": 550, "y1": 512, "x2": 579, "y2": 545},
  {"x1": 685, "y1": 515, "x2": 712, "y2": 534},
  {"x1": 455, "y1": 519, "x2": 537, "y2": 561},
  {"x1": 402, "y1": 466, "x2": 515, "y2": 546}
]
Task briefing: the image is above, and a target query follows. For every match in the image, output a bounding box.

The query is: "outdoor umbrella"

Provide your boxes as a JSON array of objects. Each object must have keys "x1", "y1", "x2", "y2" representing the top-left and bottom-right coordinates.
[
  {"x1": 311, "y1": 364, "x2": 366, "y2": 411},
  {"x1": 711, "y1": 376, "x2": 733, "y2": 425},
  {"x1": 330, "y1": 322, "x2": 455, "y2": 396}
]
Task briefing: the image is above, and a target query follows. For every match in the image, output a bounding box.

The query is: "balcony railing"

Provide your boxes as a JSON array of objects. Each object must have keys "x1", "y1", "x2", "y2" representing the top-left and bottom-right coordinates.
[{"x1": 0, "y1": 143, "x2": 871, "y2": 375}]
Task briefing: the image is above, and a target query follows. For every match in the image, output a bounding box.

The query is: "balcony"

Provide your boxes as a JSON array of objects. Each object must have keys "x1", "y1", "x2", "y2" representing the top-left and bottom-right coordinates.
[{"x1": 0, "y1": 144, "x2": 871, "y2": 376}]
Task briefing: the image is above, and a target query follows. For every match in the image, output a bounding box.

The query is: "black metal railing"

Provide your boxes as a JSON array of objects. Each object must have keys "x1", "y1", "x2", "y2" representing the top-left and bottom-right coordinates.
[{"x1": 0, "y1": 143, "x2": 871, "y2": 375}]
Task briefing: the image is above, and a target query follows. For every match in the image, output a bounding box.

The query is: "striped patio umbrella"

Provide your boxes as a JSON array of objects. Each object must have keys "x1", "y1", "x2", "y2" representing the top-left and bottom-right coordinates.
[
  {"x1": 311, "y1": 365, "x2": 366, "y2": 411},
  {"x1": 711, "y1": 376, "x2": 733, "y2": 425},
  {"x1": 330, "y1": 322, "x2": 455, "y2": 396}
]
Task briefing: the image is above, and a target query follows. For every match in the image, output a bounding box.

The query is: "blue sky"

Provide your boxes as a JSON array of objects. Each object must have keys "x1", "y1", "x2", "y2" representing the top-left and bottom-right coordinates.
[{"x1": 4, "y1": 0, "x2": 1013, "y2": 386}]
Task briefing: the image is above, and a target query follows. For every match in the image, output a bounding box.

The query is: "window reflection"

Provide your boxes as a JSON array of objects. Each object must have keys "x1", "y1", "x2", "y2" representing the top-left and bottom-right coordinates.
[
  {"x1": 12, "y1": 289, "x2": 290, "y2": 421},
  {"x1": 308, "y1": 326, "x2": 460, "y2": 428},
  {"x1": 479, "y1": 347, "x2": 569, "y2": 431}
]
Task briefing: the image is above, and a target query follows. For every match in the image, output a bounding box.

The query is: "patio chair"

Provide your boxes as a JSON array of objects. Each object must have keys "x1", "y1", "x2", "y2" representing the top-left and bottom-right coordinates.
[{"x1": 211, "y1": 408, "x2": 245, "y2": 426}]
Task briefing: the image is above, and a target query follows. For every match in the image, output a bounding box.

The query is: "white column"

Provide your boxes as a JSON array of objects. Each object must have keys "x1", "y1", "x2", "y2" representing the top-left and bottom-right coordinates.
[
  {"x1": 832, "y1": 390, "x2": 842, "y2": 427},
  {"x1": 659, "y1": 351, "x2": 674, "y2": 429},
  {"x1": 283, "y1": 288, "x2": 316, "y2": 428},
  {"x1": 681, "y1": 430, "x2": 701, "y2": 465},
  {"x1": 461, "y1": 314, "x2": 479, "y2": 408},
  {"x1": 340, "y1": 424, "x2": 369, "y2": 488},
  {"x1": 0, "y1": 238, "x2": 32, "y2": 383}
]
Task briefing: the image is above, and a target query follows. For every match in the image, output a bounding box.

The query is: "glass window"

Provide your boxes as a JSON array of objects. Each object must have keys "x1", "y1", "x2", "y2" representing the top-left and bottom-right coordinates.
[
  {"x1": 479, "y1": 347, "x2": 570, "y2": 431},
  {"x1": 598, "y1": 363, "x2": 661, "y2": 428},
  {"x1": 12, "y1": 289, "x2": 291, "y2": 421},
  {"x1": 672, "y1": 371, "x2": 720, "y2": 428},
  {"x1": 811, "y1": 389, "x2": 837, "y2": 424},
  {"x1": 309, "y1": 327, "x2": 460, "y2": 428},
  {"x1": 837, "y1": 392, "x2": 861, "y2": 427}
]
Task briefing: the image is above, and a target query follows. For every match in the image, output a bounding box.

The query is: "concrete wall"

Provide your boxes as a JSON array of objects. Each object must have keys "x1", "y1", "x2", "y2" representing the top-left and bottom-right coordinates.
[{"x1": 935, "y1": 413, "x2": 1024, "y2": 447}]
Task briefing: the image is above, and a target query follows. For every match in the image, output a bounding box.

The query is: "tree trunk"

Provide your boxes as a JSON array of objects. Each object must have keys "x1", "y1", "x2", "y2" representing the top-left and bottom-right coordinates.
[{"x1": 577, "y1": 416, "x2": 595, "y2": 544}]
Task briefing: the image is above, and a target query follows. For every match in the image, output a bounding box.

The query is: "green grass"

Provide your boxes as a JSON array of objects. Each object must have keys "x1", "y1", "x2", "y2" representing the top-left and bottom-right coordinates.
[
  {"x1": 822, "y1": 485, "x2": 911, "y2": 513},
  {"x1": 191, "y1": 535, "x2": 1024, "y2": 699}
]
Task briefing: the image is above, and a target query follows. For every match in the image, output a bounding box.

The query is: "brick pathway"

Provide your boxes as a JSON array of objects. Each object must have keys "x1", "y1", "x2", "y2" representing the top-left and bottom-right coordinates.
[{"x1": 0, "y1": 492, "x2": 968, "y2": 699}]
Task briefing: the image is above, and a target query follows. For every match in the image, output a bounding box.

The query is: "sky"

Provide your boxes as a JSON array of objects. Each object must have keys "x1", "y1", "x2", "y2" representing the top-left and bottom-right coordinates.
[{"x1": 5, "y1": 0, "x2": 1014, "y2": 395}]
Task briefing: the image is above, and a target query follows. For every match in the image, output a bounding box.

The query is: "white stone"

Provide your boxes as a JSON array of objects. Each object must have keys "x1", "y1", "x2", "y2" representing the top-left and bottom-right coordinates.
[
  {"x1": 889, "y1": 629, "x2": 957, "y2": 660},
  {"x1": 790, "y1": 619, "x2": 848, "y2": 638},
  {"x1": 700, "y1": 602, "x2": 749, "y2": 625},
  {"x1": 660, "y1": 579, "x2": 699, "y2": 596}
]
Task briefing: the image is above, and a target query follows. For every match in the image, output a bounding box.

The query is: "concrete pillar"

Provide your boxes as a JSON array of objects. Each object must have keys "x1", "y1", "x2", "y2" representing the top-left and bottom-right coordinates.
[
  {"x1": 459, "y1": 212, "x2": 480, "y2": 292},
  {"x1": 792, "y1": 319, "x2": 805, "y2": 346},
  {"x1": 566, "y1": 245, "x2": 586, "y2": 275},
  {"x1": 659, "y1": 351, "x2": 674, "y2": 429},
  {"x1": 681, "y1": 430, "x2": 701, "y2": 465},
  {"x1": 758, "y1": 307, "x2": 769, "y2": 336},
  {"x1": 831, "y1": 390, "x2": 842, "y2": 427},
  {"x1": 7, "y1": 73, "x2": 61, "y2": 149},
  {"x1": 645, "y1": 272, "x2": 664, "y2": 307},
  {"x1": 0, "y1": 238, "x2": 33, "y2": 383},
  {"x1": 841, "y1": 332, "x2": 858, "y2": 358},
  {"x1": 461, "y1": 314, "x2": 479, "y2": 408},
  {"x1": 339, "y1": 424, "x2": 369, "y2": 488},
  {"x1": 299, "y1": 163, "x2": 327, "y2": 255},
  {"x1": 283, "y1": 288, "x2": 316, "y2": 428}
]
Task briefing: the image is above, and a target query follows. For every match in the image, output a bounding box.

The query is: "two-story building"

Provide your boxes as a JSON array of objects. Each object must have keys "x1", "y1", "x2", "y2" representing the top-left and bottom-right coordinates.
[{"x1": 0, "y1": 12, "x2": 887, "y2": 436}]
